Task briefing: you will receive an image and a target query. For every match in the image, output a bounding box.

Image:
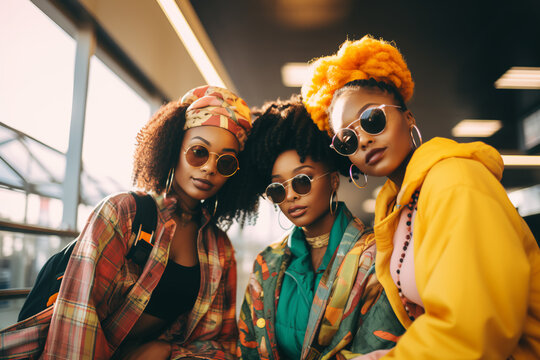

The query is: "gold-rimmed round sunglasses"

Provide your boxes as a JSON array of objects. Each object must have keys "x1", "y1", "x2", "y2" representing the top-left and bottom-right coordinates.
[
  {"x1": 184, "y1": 144, "x2": 239, "y2": 177},
  {"x1": 264, "y1": 173, "x2": 329, "y2": 204}
]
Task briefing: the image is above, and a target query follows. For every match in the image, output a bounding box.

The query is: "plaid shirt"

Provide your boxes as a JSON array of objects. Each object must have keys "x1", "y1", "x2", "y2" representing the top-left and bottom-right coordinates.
[{"x1": 0, "y1": 192, "x2": 238, "y2": 360}]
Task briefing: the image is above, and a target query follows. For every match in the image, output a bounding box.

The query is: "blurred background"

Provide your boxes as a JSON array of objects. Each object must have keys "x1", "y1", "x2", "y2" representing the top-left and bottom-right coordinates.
[{"x1": 1, "y1": 0, "x2": 539, "y2": 328}]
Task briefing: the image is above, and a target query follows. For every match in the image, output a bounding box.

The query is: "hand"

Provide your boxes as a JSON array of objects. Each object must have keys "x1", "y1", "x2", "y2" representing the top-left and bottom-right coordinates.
[
  {"x1": 350, "y1": 349, "x2": 391, "y2": 360},
  {"x1": 121, "y1": 340, "x2": 172, "y2": 360}
]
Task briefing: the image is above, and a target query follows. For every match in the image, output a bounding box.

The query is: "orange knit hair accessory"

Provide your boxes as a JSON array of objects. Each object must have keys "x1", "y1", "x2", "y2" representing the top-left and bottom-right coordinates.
[{"x1": 301, "y1": 35, "x2": 414, "y2": 134}]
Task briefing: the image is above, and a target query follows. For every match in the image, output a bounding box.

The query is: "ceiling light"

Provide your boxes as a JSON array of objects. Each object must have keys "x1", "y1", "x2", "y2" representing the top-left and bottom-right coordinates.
[
  {"x1": 522, "y1": 108, "x2": 540, "y2": 150},
  {"x1": 156, "y1": 0, "x2": 226, "y2": 88},
  {"x1": 494, "y1": 67, "x2": 540, "y2": 89},
  {"x1": 501, "y1": 155, "x2": 540, "y2": 167},
  {"x1": 451, "y1": 119, "x2": 502, "y2": 137},
  {"x1": 281, "y1": 62, "x2": 311, "y2": 87}
]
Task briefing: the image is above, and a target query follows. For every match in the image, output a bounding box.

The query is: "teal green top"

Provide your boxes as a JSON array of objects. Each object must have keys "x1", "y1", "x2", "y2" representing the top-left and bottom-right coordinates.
[{"x1": 275, "y1": 202, "x2": 350, "y2": 359}]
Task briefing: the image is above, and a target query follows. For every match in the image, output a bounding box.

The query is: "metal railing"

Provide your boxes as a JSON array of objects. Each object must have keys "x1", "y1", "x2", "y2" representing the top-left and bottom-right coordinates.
[
  {"x1": 0, "y1": 220, "x2": 79, "y2": 238},
  {"x1": 0, "y1": 288, "x2": 32, "y2": 300},
  {"x1": 0, "y1": 220, "x2": 79, "y2": 300}
]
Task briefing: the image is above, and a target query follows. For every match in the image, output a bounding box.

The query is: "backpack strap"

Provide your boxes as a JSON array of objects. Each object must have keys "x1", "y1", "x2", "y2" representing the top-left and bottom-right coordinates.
[
  {"x1": 127, "y1": 192, "x2": 158, "y2": 267},
  {"x1": 17, "y1": 192, "x2": 158, "y2": 322}
]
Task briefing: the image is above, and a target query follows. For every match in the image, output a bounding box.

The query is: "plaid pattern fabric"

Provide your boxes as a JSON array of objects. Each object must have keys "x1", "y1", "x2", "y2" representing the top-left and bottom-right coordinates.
[
  {"x1": 0, "y1": 306, "x2": 53, "y2": 360},
  {"x1": 237, "y1": 205, "x2": 404, "y2": 360},
  {"x1": 181, "y1": 85, "x2": 252, "y2": 150},
  {"x1": 0, "y1": 192, "x2": 237, "y2": 360}
]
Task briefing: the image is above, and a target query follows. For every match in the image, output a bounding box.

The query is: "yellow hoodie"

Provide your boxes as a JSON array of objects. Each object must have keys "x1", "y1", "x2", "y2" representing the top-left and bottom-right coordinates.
[{"x1": 375, "y1": 137, "x2": 540, "y2": 359}]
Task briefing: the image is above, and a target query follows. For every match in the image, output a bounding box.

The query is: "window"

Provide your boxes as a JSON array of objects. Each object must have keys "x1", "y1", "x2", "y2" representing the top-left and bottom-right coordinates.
[
  {"x1": 0, "y1": 0, "x2": 158, "y2": 327},
  {"x1": 78, "y1": 56, "x2": 151, "y2": 227},
  {"x1": 0, "y1": 0, "x2": 75, "y2": 153}
]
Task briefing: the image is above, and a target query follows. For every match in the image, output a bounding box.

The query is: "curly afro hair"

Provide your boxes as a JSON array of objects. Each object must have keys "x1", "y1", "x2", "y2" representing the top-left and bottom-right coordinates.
[
  {"x1": 301, "y1": 35, "x2": 414, "y2": 134},
  {"x1": 132, "y1": 99, "x2": 252, "y2": 230},
  {"x1": 234, "y1": 95, "x2": 350, "y2": 224}
]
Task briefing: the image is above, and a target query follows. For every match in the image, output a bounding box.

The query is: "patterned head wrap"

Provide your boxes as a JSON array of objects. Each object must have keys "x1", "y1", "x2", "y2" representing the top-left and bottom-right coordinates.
[
  {"x1": 301, "y1": 35, "x2": 414, "y2": 134},
  {"x1": 181, "y1": 85, "x2": 252, "y2": 150}
]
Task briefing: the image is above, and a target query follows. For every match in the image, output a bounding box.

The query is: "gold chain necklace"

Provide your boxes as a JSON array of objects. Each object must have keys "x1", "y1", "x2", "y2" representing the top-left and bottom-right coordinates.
[{"x1": 305, "y1": 232, "x2": 330, "y2": 249}]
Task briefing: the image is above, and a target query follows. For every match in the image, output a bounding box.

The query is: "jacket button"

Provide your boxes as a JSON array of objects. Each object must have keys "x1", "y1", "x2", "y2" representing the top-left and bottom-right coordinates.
[{"x1": 256, "y1": 318, "x2": 266, "y2": 328}]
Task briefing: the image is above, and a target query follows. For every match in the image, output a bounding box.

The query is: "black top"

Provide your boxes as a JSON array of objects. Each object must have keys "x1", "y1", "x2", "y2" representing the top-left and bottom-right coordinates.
[{"x1": 143, "y1": 260, "x2": 201, "y2": 320}]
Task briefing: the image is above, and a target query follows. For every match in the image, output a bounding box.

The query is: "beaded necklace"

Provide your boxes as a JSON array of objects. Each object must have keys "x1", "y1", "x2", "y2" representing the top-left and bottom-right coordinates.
[{"x1": 396, "y1": 190, "x2": 419, "y2": 321}]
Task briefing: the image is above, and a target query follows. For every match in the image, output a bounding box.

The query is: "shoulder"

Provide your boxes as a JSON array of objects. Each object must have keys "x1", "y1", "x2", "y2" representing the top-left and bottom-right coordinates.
[
  {"x1": 264, "y1": 234, "x2": 289, "y2": 255},
  {"x1": 74, "y1": 192, "x2": 140, "y2": 256},
  {"x1": 206, "y1": 223, "x2": 236, "y2": 262},
  {"x1": 95, "y1": 191, "x2": 137, "y2": 215},
  {"x1": 348, "y1": 218, "x2": 376, "y2": 257},
  {"x1": 253, "y1": 234, "x2": 289, "y2": 269},
  {"x1": 82, "y1": 192, "x2": 137, "y2": 232},
  {"x1": 424, "y1": 157, "x2": 501, "y2": 193},
  {"x1": 419, "y1": 158, "x2": 513, "y2": 221},
  {"x1": 83, "y1": 191, "x2": 165, "y2": 243},
  {"x1": 346, "y1": 215, "x2": 375, "y2": 246}
]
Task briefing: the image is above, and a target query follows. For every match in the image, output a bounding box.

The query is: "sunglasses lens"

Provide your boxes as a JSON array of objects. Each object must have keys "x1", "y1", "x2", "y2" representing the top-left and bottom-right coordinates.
[
  {"x1": 186, "y1": 145, "x2": 209, "y2": 167},
  {"x1": 333, "y1": 129, "x2": 358, "y2": 155},
  {"x1": 291, "y1": 174, "x2": 312, "y2": 195},
  {"x1": 266, "y1": 183, "x2": 286, "y2": 204},
  {"x1": 217, "y1": 154, "x2": 239, "y2": 176},
  {"x1": 360, "y1": 108, "x2": 386, "y2": 134}
]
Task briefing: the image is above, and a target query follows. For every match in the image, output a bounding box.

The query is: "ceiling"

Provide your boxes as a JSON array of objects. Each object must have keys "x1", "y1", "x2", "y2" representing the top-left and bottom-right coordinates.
[{"x1": 190, "y1": 0, "x2": 540, "y2": 224}]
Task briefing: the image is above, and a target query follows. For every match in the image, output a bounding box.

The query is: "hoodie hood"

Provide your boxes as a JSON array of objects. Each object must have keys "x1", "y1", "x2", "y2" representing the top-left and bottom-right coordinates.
[{"x1": 375, "y1": 137, "x2": 504, "y2": 222}]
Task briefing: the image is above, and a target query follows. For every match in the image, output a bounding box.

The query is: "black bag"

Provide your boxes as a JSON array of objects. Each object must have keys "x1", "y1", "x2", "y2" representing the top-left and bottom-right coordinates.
[{"x1": 17, "y1": 192, "x2": 157, "y2": 321}]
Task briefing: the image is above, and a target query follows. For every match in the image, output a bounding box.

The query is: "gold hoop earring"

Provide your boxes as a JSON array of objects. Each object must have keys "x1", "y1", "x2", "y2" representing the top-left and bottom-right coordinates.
[
  {"x1": 213, "y1": 197, "x2": 219, "y2": 217},
  {"x1": 278, "y1": 210, "x2": 293, "y2": 231},
  {"x1": 349, "y1": 164, "x2": 368, "y2": 189},
  {"x1": 165, "y1": 168, "x2": 175, "y2": 193},
  {"x1": 329, "y1": 190, "x2": 338, "y2": 215},
  {"x1": 410, "y1": 124, "x2": 423, "y2": 149}
]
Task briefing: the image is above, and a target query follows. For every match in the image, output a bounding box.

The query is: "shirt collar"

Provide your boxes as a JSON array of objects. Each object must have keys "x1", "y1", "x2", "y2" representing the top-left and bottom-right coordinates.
[
  {"x1": 288, "y1": 202, "x2": 350, "y2": 272},
  {"x1": 152, "y1": 192, "x2": 215, "y2": 229}
]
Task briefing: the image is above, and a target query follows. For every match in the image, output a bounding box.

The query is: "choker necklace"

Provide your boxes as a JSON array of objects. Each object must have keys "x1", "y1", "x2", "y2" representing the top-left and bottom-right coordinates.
[
  {"x1": 305, "y1": 232, "x2": 330, "y2": 249},
  {"x1": 176, "y1": 200, "x2": 200, "y2": 225},
  {"x1": 396, "y1": 190, "x2": 419, "y2": 321}
]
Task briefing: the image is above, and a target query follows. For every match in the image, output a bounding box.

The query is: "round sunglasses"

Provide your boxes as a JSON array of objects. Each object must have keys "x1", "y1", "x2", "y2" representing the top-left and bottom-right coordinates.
[
  {"x1": 184, "y1": 144, "x2": 239, "y2": 177},
  {"x1": 331, "y1": 104, "x2": 402, "y2": 156},
  {"x1": 264, "y1": 173, "x2": 329, "y2": 204}
]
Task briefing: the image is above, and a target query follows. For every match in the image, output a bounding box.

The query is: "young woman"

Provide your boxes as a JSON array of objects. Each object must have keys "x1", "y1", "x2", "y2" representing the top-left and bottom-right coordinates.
[
  {"x1": 302, "y1": 36, "x2": 540, "y2": 359},
  {"x1": 236, "y1": 96, "x2": 404, "y2": 360},
  {"x1": 0, "y1": 85, "x2": 252, "y2": 360}
]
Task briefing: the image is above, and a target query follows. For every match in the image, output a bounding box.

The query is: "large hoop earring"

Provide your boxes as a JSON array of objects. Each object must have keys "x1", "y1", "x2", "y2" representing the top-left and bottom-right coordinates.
[
  {"x1": 349, "y1": 164, "x2": 368, "y2": 189},
  {"x1": 329, "y1": 190, "x2": 338, "y2": 215},
  {"x1": 212, "y1": 197, "x2": 219, "y2": 217},
  {"x1": 165, "y1": 168, "x2": 175, "y2": 193},
  {"x1": 278, "y1": 210, "x2": 293, "y2": 231},
  {"x1": 410, "y1": 125, "x2": 423, "y2": 149}
]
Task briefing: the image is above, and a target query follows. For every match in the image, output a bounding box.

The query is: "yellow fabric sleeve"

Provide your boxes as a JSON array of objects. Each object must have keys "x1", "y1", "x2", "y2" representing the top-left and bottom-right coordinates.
[{"x1": 383, "y1": 158, "x2": 531, "y2": 359}]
